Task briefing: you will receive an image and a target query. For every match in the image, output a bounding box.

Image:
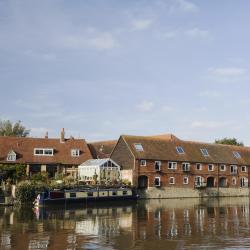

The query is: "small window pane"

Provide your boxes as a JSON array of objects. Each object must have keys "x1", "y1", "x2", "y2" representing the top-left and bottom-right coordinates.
[
  {"x1": 233, "y1": 151, "x2": 241, "y2": 158},
  {"x1": 176, "y1": 146, "x2": 185, "y2": 154},
  {"x1": 200, "y1": 148, "x2": 209, "y2": 157},
  {"x1": 134, "y1": 143, "x2": 144, "y2": 151}
]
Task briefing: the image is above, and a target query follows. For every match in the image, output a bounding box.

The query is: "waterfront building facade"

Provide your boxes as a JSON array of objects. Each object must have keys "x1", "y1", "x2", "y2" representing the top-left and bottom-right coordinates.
[
  {"x1": 111, "y1": 134, "x2": 250, "y2": 197},
  {"x1": 0, "y1": 128, "x2": 92, "y2": 178}
]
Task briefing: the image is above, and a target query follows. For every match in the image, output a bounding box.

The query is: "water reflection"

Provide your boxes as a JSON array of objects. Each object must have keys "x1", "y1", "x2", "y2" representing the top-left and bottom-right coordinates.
[{"x1": 1, "y1": 198, "x2": 250, "y2": 249}]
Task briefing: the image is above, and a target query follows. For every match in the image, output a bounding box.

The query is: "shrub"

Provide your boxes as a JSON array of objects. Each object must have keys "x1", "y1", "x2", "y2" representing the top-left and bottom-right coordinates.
[{"x1": 16, "y1": 181, "x2": 49, "y2": 204}]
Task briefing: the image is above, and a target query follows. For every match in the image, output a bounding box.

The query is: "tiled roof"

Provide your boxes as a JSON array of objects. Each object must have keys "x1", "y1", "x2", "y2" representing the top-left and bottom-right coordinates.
[
  {"x1": 88, "y1": 140, "x2": 117, "y2": 159},
  {"x1": 0, "y1": 136, "x2": 92, "y2": 165},
  {"x1": 121, "y1": 134, "x2": 250, "y2": 165}
]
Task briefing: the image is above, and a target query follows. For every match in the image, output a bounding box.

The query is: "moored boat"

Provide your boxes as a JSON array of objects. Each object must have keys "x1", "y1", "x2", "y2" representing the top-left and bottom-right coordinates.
[{"x1": 34, "y1": 187, "x2": 138, "y2": 206}]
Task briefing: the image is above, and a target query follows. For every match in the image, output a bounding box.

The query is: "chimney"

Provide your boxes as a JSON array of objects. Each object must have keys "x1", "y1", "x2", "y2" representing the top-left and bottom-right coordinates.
[
  {"x1": 45, "y1": 131, "x2": 48, "y2": 139},
  {"x1": 60, "y1": 128, "x2": 65, "y2": 143}
]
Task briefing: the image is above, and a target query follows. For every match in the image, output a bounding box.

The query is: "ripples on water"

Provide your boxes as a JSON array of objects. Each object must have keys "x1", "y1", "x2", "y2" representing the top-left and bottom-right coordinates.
[{"x1": 1, "y1": 198, "x2": 250, "y2": 249}]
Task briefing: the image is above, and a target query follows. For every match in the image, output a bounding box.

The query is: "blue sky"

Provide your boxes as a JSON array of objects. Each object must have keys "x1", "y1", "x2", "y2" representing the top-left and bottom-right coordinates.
[{"x1": 1, "y1": 0, "x2": 250, "y2": 144}]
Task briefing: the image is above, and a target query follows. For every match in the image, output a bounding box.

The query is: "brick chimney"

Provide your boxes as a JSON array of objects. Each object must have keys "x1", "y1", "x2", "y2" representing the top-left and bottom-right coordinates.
[
  {"x1": 45, "y1": 131, "x2": 48, "y2": 139},
  {"x1": 60, "y1": 128, "x2": 65, "y2": 143}
]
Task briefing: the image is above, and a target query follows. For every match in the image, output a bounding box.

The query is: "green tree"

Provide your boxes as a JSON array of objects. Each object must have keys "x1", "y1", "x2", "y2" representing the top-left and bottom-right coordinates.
[
  {"x1": 215, "y1": 137, "x2": 244, "y2": 146},
  {"x1": 0, "y1": 120, "x2": 29, "y2": 137}
]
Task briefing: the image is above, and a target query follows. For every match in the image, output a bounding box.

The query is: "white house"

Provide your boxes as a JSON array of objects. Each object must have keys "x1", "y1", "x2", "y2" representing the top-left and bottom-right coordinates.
[{"x1": 78, "y1": 158, "x2": 121, "y2": 183}]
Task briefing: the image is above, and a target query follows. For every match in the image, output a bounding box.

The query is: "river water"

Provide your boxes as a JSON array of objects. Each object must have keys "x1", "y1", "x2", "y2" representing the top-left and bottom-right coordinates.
[{"x1": 1, "y1": 197, "x2": 250, "y2": 249}]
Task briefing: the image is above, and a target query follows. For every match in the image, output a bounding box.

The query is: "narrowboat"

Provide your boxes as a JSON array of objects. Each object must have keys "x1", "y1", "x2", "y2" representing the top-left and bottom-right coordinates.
[{"x1": 34, "y1": 187, "x2": 138, "y2": 206}]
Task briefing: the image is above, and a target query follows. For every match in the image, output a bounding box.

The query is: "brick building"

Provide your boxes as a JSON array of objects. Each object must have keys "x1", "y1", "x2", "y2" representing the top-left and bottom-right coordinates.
[
  {"x1": 0, "y1": 128, "x2": 92, "y2": 178},
  {"x1": 111, "y1": 134, "x2": 250, "y2": 196}
]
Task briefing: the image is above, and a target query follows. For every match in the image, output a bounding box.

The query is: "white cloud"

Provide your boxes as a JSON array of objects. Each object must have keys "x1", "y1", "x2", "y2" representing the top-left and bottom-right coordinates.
[
  {"x1": 162, "y1": 31, "x2": 178, "y2": 39},
  {"x1": 209, "y1": 67, "x2": 246, "y2": 77},
  {"x1": 185, "y1": 28, "x2": 210, "y2": 39},
  {"x1": 137, "y1": 101, "x2": 154, "y2": 112},
  {"x1": 162, "y1": 105, "x2": 174, "y2": 112},
  {"x1": 177, "y1": 0, "x2": 199, "y2": 12},
  {"x1": 169, "y1": 0, "x2": 199, "y2": 13},
  {"x1": 191, "y1": 121, "x2": 228, "y2": 129},
  {"x1": 62, "y1": 32, "x2": 119, "y2": 50},
  {"x1": 198, "y1": 91, "x2": 221, "y2": 98},
  {"x1": 131, "y1": 19, "x2": 153, "y2": 30}
]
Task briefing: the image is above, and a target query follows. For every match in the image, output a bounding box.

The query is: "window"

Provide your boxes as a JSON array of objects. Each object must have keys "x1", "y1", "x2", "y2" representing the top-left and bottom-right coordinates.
[
  {"x1": 230, "y1": 165, "x2": 237, "y2": 174},
  {"x1": 233, "y1": 151, "x2": 241, "y2": 159},
  {"x1": 200, "y1": 148, "x2": 209, "y2": 157},
  {"x1": 6, "y1": 151, "x2": 16, "y2": 162},
  {"x1": 71, "y1": 149, "x2": 80, "y2": 157},
  {"x1": 196, "y1": 163, "x2": 202, "y2": 170},
  {"x1": 34, "y1": 148, "x2": 54, "y2": 156},
  {"x1": 123, "y1": 191, "x2": 128, "y2": 195},
  {"x1": 182, "y1": 163, "x2": 190, "y2": 171},
  {"x1": 134, "y1": 143, "x2": 144, "y2": 151},
  {"x1": 220, "y1": 165, "x2": 226, "y2": 171},
  {"x1": 241, "y1": 166, "x2": 247, "y2": 172},
  {"x1": 176, "y1": 146, "x2": 185, "y2": 154},
  {"x1": 232, "y1": 177, "x2": 237, "y2": 185},
  {"x1": 87, "y1": 192, "x2": 93, "y2": 197},
  {"x1": 70, "y1": 193, "x2": 76, "y2": 198},
  {"x1": 155, "y1": 161, "x2": 161, "y2": 171},
  {"x1": 154, "y1": 177, "x2": 161, "y2": 187},
  {"x1": 168, "y1": 162, "x2": 177, "y2": 170},
  {"x1": 140, "y1": 160, "x2": 147, "y2": 166},
  {"x1": 169, "y1": 177, "x2": 175, "y2": 184},
  {"x1": 208, "y1": 164, "x2": 214, "y2": 171},
  {"x1": 112, "y1": 191, "x2": 117, "y2": 196},
  {"x1": 240, "y1": 177, "x2": 248, "y2": 187},
  {"x1": 183, "y1": 177, "x2": 189, "y2": 184},
  {"x1": 195, "y1": 176, "x2": 204, "y2": 187}
]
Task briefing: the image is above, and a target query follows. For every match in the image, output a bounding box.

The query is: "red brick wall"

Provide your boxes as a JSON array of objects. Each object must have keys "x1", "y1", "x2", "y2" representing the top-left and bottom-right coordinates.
[{"x1": 136, "y1": 159, "x2": 249, "y2": 188}]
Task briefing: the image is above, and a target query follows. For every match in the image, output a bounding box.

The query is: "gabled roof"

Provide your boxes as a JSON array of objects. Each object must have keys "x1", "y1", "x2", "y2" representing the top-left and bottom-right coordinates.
[
  {"x1": 88, "y1": 140, "x2": 117, "y2": 159},
  {"x1": 79, "y1": 158, "x2": 120, "y2": 168},
  {"x1": 0, "y1": 136, "x2": 92, "y2": 165},
  {"x1": 121, "y1": 134, "x2": 250, "y2": 165}
]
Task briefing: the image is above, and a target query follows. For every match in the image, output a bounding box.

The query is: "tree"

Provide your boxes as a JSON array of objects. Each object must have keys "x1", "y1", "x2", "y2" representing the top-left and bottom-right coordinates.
[
  {"x1": 0, "y1": 120, "x2": 29, "y2": 137},
  {"x1": 215, "y1": 137, "x2": 244, "y2": 146}
]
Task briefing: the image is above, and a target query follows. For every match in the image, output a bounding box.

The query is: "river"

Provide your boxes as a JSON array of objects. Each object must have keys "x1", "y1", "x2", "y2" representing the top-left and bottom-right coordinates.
[{"x1": 1, "y1": 197, "x2": 250, "y2": 249}]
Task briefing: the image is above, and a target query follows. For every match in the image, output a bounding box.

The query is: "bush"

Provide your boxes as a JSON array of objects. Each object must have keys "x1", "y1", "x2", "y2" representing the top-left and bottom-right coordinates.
[
  {"x1": 30, "y1": 172, "x2": 48, "y2": 183},
  {"x1": 16, "y1": 181, "x2": 49, "y2": 204}
]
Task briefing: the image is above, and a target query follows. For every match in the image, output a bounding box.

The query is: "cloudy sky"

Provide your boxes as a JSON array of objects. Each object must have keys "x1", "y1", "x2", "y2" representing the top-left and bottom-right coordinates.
[{"x1": 1, "y1": 0, "x2": 250, "y2": 144}]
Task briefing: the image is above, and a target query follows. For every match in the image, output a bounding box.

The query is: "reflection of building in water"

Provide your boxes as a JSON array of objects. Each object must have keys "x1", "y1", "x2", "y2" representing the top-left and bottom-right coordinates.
[{"x1": 1, "y1": 198, "x2": 250, "y2": 249}]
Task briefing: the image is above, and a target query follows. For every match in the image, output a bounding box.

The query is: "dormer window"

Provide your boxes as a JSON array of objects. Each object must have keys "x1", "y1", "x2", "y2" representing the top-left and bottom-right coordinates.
[
  {"x1": 134, "y1": 143, "x2": 144, "y2": 151},
  {"x1": 176, "y1": 146, "x2": 184, "y2": 154},
  {"x1": 7, "y1": 150, "x2": 16, "y2": 162},
  {"x1": 34, "y1": 148, "x2": 54, "y2": 156},
  {"x1": 200, "y1": 148, "x2": 209, "y2": 157},
  {"x1": 233, "y1": 151, "x2": 241, "y2": 159},
  {"x1": 71, "y1": 149, "x2": 80, "y2": 157}
]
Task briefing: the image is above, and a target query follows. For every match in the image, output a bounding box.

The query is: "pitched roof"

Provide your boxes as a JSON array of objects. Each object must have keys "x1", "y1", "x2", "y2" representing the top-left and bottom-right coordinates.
[
  {"x1": 79, "y1": 158, "x2": 120, "y2": 168},
  {"x1": 0, "y1": 136, "x2": 92, "y2": 165},
  {"x1": 88, "y1": 140, "x2": 117, "y2": 159},
  {"x1": 121, "y1": 134, "x2": 250, "y2": 165}
]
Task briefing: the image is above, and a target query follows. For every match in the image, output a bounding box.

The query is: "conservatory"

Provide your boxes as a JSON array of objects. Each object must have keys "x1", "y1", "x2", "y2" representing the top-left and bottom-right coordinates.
[{"x1": 78, "y1": 158, "x2": 121, "y2": 184}]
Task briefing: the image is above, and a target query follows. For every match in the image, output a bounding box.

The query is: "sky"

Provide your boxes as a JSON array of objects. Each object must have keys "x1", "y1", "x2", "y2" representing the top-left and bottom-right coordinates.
[{"x1": 1, "y1": 0, "x2": 250, "y2": 144}]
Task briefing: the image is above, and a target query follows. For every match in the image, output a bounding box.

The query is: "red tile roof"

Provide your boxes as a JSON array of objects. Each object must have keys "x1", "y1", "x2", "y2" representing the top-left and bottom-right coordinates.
[
  {"x1": 121, "y1": 134, "x2": 250, "y2": 165},
  {"x1": 88, "y1": 140, "x2": 117, "y2": 159},
  {"x1": 0, "y1": 136, "x2": 92, "y2": 165}
]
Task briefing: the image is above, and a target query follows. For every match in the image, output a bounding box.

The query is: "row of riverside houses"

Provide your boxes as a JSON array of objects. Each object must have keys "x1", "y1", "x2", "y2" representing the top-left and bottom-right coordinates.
[
  {"x1": 0, "y1": 128, "x2": 92, "y2": 178},
  {"x1": 1, "y1": 129, "x2": 250, "y2": 198},
  {"x1": 109, "y1": 134, "x2": 250, "y2": 198}
]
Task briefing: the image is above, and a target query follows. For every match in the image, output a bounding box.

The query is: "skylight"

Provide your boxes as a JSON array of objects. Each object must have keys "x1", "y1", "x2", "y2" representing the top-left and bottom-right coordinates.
[
  {"x1": 200, "y1": 148, "x2": 209, "y2": 157},
  {"x1": 134, "y1": 143, "x2": 144, "y2": 151},
  {"x1": 233, "y1": 151, "x2": 241, "y2": 159},
  {"x1": 176, "y1": 146, "x2": 185, "y2": 154}
]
